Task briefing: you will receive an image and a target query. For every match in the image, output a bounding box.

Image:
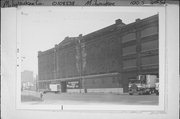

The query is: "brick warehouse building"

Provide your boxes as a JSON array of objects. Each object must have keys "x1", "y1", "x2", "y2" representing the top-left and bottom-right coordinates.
[{"x1": 38, "y1": 14, "x2": 159, "y2": 93}]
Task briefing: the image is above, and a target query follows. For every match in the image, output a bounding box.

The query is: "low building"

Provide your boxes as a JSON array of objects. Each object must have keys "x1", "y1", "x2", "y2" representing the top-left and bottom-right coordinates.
[{"x1": 21, "y1": 70, "x2": 34, "y2": 90}]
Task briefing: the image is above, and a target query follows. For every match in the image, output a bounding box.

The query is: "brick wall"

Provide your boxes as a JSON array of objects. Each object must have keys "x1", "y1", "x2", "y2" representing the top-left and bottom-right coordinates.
[{"x1": 38, "y1": 14, "x2": 159, "y2": 93}]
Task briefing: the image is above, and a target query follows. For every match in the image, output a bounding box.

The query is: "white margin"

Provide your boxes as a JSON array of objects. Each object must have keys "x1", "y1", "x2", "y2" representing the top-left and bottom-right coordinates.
[{"x1": 16, "y1": 6, "x2": 166, "y2": 113}]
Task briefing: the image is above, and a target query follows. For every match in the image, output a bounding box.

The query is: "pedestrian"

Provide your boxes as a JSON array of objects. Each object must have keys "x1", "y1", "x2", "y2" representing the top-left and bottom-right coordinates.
[
  {"x1": 131, "y1": 83, "x2": 138, "y2": 94},
  {"x1": 40, "y1": 92, "x2": 44, "y2": 101}
]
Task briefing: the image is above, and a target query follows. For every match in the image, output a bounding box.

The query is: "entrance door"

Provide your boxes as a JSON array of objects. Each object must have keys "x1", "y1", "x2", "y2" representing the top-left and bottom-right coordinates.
[{"x1": 61, "y1": 81, "x2": 67, "y2": 93}]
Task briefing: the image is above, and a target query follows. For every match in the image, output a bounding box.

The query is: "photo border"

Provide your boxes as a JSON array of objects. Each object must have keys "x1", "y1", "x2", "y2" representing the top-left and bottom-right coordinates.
[{"x1": 16, "y1": 6, "x2": 166, "y2": 112}]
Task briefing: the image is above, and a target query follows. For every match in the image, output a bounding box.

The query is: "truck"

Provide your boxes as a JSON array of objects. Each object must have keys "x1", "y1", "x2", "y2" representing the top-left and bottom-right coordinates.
[
  {"x1": 154, "y1": 78, "x2": 159, "y2": 95},
  {"x1": 128, "y1": 75, "x2": 158, "y2": 95}
]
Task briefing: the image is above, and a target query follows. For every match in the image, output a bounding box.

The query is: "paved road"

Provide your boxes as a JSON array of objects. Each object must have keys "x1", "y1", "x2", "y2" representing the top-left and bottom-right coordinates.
[{"x1": 22, "y1": 91, "x2": 159, "y2": 105}]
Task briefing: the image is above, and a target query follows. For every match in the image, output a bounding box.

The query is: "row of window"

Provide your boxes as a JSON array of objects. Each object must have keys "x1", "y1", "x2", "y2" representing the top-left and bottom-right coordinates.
[
  {"x1": 85, "y1": 78, "x2": 118, "y2": 85},
  {"x1": 122, "y1": 40, "x2": 158, "y2": 56},
  {"x1": 123, "y1": 55, "x2": 158, "y2": 68},
  {"x1": 122, "y1": 26, "x2": 158, "y2": 43}
]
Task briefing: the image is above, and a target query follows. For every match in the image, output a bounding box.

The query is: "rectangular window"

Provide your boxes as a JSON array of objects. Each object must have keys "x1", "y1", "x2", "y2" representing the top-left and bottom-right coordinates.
[
  {"x1": 141, "y1": 40, "x2": 158, "y2": 52},
  {"x1": 123, "y1": 59, "x2": 136, "y2": 68},
  {"x1": 122, "y1": 33, "x2": 136, "y2": 43},
  {"x1": 141, "y1": 26, "x2": 158, "y2": 37},
  {"x1": 102, "y1": 79, "x2": 104, "y2": 84},
  {"x1": 141, "y1": 55, "x2": 158, "y2": 66},
  {"x1": 92, "y1": 79, "x2": 95, "y2": 84},
  {"x1": 122, "y1": 45, "x2": 136, "y2": 55},
  {"x1": 112, "y1": 77, "x2": 116, "y2": 83}
]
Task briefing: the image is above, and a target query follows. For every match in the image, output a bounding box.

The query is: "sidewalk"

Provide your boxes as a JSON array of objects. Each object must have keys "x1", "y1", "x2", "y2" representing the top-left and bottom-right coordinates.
[{"x1": 21, "y1": 90, "x2": 42, "y2": 102}]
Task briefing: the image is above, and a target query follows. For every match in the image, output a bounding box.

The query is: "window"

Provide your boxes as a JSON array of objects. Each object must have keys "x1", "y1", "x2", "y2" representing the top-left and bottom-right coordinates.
[
  {"x1": 122, "y1": 33, "x2": 136, "y2": 43},
  {"x1": 112, "y1": 77, "x2": 116, "y2": 83},
  {"x1": 141, "y1": 55, "x2": 158, "y2": 66},
  {"x1": 123, "y1": 59, "x2": 136, "y2": 68},
  {"x1": 141, "y1": 26, "x2": 158, "y2": 37},
  {"x1": 123, "y1": 45, "x2": 136, "y2": 55},
  {"x1": 102, "y1": 79, "x2": 104, "y2": 84},
  {"x1": 141, "y1": 40, "x2": 158, "y2": 51},
  {"x1": 92, "y1": 79, "x2": 95, "y2": 84}
]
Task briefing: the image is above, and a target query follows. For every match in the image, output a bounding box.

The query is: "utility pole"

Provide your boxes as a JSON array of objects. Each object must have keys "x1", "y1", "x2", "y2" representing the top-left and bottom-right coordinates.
[
  {"x1": 76, "y1": 34, "x2": 84, "y2": 93},
  {"x1": 79, "y1": 34, "x2": 83, "y2": 93},
  {"x1": 79, "y1": 37, "x2": 82, "y2": 93}
]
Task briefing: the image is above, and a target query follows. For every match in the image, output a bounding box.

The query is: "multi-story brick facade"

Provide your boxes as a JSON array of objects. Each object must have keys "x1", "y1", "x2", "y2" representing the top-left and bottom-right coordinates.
[{"x1": 38, "y1": 14, "x2": 159, "y2": 93}]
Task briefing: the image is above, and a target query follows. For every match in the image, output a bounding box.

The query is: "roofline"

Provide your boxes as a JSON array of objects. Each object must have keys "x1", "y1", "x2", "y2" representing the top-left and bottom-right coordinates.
[{"x1": 82, "y1": 14, "x2": 158, "y2": 40}]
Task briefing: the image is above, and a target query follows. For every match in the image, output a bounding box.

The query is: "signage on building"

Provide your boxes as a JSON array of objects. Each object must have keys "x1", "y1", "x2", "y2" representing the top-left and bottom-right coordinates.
[{"x1": 66, "y1": 80, "x2": 80, "y2": 89}]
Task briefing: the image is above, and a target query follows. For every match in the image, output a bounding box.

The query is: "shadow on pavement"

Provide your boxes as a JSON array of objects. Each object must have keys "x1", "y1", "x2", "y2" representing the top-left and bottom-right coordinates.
[{"x1": 21, "y1": 95, "x2": 42, "y2": 102}]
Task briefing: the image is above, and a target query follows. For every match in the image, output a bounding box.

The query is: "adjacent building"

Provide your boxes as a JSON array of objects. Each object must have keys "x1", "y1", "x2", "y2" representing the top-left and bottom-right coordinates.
[
  {"x1": 38, "y1": 14, "x2": 159, "y2": 93},
  {"x1": 21, "y1": 70, "x2": 34, "y2": 90}
]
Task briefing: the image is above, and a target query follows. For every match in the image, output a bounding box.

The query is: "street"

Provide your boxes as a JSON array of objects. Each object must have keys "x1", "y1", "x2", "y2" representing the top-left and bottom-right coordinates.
[{"x1": 21, "y1": 91, "x2": 159, "y2": 105}]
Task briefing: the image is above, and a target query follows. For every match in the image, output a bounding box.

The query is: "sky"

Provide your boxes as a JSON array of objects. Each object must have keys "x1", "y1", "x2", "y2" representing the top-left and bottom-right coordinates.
[{"x1": 20, "y1": 7, "x2": 157, "y2": 77}]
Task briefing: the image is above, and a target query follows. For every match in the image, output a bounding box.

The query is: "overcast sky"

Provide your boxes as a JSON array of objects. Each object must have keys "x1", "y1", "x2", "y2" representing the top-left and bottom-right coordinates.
[{"x1": 19, "y1": 7, "x2": 157, "y2": 77}]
